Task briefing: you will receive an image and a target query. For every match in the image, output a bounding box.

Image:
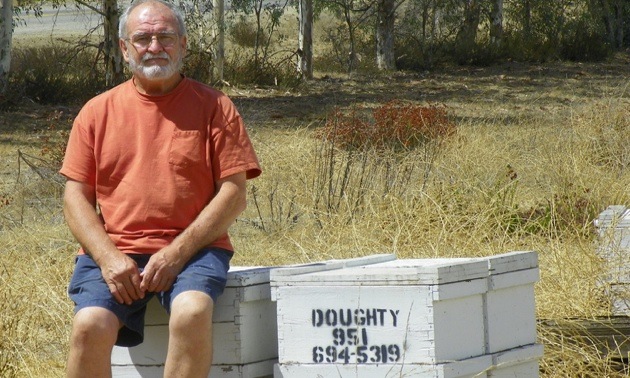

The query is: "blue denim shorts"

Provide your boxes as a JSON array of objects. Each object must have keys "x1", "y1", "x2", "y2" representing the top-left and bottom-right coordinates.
[{"x1": 68, "y1": 247, "x2": 232, "y2": 347}]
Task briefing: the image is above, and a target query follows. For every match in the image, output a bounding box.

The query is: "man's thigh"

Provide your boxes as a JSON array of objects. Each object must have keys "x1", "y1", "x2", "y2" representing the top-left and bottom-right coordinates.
[
  {"x1": 158, "y1": 247, "x2": 232, "y2": 313},
  {"x1": 68, "y1": 254, "x2": 154, "y2": 347}
]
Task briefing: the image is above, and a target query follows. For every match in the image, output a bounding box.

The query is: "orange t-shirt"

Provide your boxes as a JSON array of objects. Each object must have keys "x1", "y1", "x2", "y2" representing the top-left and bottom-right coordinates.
[{"x1": 60, "y1": 78, "x2": 261, "y2": 255}]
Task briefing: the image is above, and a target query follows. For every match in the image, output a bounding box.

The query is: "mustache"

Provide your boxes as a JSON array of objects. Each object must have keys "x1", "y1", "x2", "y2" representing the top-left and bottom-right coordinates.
[{"x1": 142, "y1": 52, "x2": 170, "y2": 62}]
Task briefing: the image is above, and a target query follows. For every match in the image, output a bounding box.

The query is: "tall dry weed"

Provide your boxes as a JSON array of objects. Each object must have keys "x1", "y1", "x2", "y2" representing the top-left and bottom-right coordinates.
[{"x1": 1, "y1": 224, "x2": 75, "y2": 378}]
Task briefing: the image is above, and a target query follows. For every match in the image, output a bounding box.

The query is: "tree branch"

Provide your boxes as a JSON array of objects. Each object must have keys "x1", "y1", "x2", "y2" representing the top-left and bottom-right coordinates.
[{"x1": 74, "y1": 0, "x2": 105, "y2": 17}]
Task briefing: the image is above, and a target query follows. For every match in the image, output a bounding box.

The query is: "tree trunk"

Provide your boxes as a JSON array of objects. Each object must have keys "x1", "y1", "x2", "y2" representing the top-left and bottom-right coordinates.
[
  {"x1": 523, "y1": 0, "x2": 531, "y2": 40},
  {"x1": 489, "y1": 0, "x2": 503, "y2": 48},
  {"x1": 0, "y1": 0, "x2": 12, "y2": 96},
  {"x1": 297, "y1": 0, "x2": 313, "y2": 79},
  {"x1": 344, "y1": 8, "x2": 357, "y2": 74},
  {"x1": 213, "y1": 0, "x2": 225, "y2": 82},
  {"x1": 103, "y1": 0, "x2": 124, "y2": 87},
  {"x1": 456, "y1": 0, "x2": 480, "y2": 56},
  {"x1": 613, "y1": 0, "x2": 623, "y2": 48},
  {"x1": 376, "y1": 0, "x2": 395, "y2": 70},
  {"x1": 598, "y1": 0, "x2": 616, "y2": 47}
]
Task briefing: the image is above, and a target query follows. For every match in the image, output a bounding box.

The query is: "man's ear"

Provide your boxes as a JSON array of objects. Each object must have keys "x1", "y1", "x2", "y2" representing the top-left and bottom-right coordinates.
[
  {"x1": 119, "y1": 38, "x2": 130, "y2": 62},
  {"x1": 180, "y1": 35, "x2": 187, "y2": 56}
]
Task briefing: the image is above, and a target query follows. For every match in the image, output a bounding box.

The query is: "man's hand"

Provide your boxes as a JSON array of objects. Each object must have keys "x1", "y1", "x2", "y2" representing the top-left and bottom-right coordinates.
[
  {"x1": 99, "y1": 253, "x2": 144, "y2": 305},
  {"x1": 140, "y1": 249, "x2": 184, "y2": 293}
]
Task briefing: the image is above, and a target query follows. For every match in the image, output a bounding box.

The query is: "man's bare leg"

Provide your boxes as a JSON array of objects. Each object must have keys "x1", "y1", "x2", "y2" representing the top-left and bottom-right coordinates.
[
  {"x1": 164, "y1": 291, "x2": 215, "y2": 378},
  {"x1": 66, "y1": 307, "x2": 121, "y2": 378}
]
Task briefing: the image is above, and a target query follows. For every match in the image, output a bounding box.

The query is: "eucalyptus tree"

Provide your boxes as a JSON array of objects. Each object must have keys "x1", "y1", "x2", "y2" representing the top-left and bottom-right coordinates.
[
  {"x1": 376, "y1": 0, "x2": 407, "y2": 70},
  {"x1": 489, "y1": 0, "x2": 502, "y2": 48},
  {"x1": 297, "y1": 0, "x2": 313, "y2": 79},
  {"x1": 178, "y1": 0, "x2": 223, "y2": 83},
  {"x1": 75, "y1": 0, "x2": 124, "y2": 87},
  {"x1": 503, "y1": 0, "x2": 573, "y2": 59},
  {"x1": 0, "y1": 0, "x2": 51, "y2": 97},
  {"x1": 213, "y1": 0, "x2": 225, "y2": 81},
  {"x1": 0, "y1": 0, "x2": 12, "y2": 96},
  {"x1": 454, "y1": 0, "x2": 480, "y2": 57},
  {"x1": 588, "y1": 0, "x2": 625, "y2": 48}
]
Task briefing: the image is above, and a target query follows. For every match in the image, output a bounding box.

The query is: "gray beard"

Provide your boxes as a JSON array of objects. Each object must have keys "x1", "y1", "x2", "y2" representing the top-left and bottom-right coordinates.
[{"x1": 129, "y1": 52, "x2": 183, "y2": 80}]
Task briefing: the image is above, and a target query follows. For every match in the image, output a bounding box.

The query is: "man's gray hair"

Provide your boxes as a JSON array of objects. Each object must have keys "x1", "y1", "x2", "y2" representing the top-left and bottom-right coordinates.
[{"x1": 118, "y1": 0, "x2": 187, "y2": 39}]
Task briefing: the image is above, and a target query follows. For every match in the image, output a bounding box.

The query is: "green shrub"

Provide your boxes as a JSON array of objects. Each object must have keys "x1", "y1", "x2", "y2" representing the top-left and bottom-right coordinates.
[
  {"x1": 224, "y1": 46, "x2": 301, "y2": 87},
  {"x1": 229, "y1": 17, "x2": 269, "y2": 48},
  {"x1": 560, "y1": 18, "x2": 612, "y2": 62},
  {"x1": 501, "y1": 29, "x2": 559, "y2": 63},
  {"x1": 318, "y1": 21, "x2": 378, "y2": 74},
  {"x1": 9, "y1": 44, "x2": 107, "y2": 105},
  {"x1": 183, "y1": 44, "x2": 216, "y2": 84}
]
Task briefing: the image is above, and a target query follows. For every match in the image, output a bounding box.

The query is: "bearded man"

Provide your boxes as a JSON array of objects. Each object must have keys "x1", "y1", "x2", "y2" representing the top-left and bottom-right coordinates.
[{"x1": 60, "y1": 0, "x2": 261, "y2": 376}]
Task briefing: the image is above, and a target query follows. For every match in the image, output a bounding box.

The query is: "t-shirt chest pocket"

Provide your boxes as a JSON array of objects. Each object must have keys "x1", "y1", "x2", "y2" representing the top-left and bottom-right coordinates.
[{"x1": 168, "y1": 130, "x2": 205, "y2": 169}]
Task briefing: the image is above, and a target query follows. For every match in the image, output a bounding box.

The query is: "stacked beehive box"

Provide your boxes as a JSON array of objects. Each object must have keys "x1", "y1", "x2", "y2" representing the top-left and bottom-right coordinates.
[
  {"x1": 483, "y1": 251, "x2": 542, "y2": 377},
  {"x1": 594, "y1": 205, "x2": 630, "y2": 315},
  {"x1": 111, "y1": 266, "x2": 278, "y2": 378},
  {"x1": 271, "y1": 251, "x2": 542, "y2": 378},
  {"x1": 110, "y1": 255, "x2": 397, "y2": 377}
]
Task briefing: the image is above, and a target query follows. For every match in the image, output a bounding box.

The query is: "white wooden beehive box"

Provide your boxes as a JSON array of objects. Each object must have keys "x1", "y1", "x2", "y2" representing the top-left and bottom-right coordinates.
[
  {"x1": 486, "y1": 343, "x2": 543, "y2": 377},
  {"x1": 594, "y1": 205, "x2": 630, "y2": 314},
  {"x1": 273, "y1": 353, "x2": 493, "y2": 378},
  {"x1": 270, "y1": 256, "x2": 491, "y2": 372},
  {"x1": 482, "y1": 251, "x2": 539, "y2": 354},
  {"x1": 111, "y1": 266, "x2": 277, "y2": 378},
  {"x1": 110, "y1": 255, "x2": 397, "y2": 377}
]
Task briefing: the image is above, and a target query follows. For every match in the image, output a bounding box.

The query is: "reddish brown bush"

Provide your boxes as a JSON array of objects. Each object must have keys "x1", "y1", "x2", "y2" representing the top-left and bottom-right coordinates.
[{"x1": 317, "y1": 100, "x2": 455, "y2": 150}]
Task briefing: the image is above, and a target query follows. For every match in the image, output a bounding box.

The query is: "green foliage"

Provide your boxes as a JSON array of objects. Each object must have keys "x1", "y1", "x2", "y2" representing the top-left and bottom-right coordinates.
[
  {"x1": 560, "y1": 17, "x2": 613, "y2": 62},
  {"x1": 6, "y1": 0, "x2": 630, "y2": 101},
  {"x1": 178, "y1": 0, "x2": 220, "y2": 84},
  {"x1": 501, "y1": 29, "x2": 559, "y2": 63},
  {"x1": 8, "y1": 44, "x2": 106, "y2": 105},
  {"x1": 229, "y1": 17, "x2": 268, "y2": 48},
  {"x1": 314, "y1": 14, "x2": 381, "y2": 75},
  {"x1": 394, "y1": 31, "x2": 445, "y2": 71},
  {"x1": 221, "y1": 7, "x2": 301, "y2": 85},
  {"x1": 182, "y1": 44, "x2": 215, "y2": 84},
  {"x1": 224, "y1": 46, "x2": 301, "y2": 87}
]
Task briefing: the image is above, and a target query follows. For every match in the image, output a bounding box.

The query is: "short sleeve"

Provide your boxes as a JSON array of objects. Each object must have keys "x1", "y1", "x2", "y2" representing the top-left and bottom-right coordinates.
[
  {"x1": 59, "y1": 106, "x2": 97, "y2": 186},
  {"x1": 209, "y1": 98, "x2": 261, "y2": 181}
]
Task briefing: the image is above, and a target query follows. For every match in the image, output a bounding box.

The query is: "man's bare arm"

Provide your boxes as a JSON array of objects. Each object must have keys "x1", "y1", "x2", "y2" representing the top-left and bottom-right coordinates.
[
  {"x1": 63, "y1": 179, "x2": 144, "y2": 304},
  {"x1": 140, "y1": 171, "x2": 248, "y2": 293}
]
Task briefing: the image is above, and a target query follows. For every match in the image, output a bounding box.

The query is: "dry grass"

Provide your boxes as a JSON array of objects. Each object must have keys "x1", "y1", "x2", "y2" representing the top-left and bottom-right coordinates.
[{"x1": 1, "y1": 55, "x2": 630, "y2": 377}]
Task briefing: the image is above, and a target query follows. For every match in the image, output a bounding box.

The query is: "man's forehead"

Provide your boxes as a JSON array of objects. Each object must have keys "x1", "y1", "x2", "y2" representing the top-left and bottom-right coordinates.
[{"x1": 128, "y1": 3, "x2": 177, "y2": 31}]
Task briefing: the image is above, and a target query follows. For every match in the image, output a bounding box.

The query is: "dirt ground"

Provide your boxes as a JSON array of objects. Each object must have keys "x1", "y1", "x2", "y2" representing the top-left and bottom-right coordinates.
[{"x1": 228, "y1": 53, "x2": 630, "y2": 125}]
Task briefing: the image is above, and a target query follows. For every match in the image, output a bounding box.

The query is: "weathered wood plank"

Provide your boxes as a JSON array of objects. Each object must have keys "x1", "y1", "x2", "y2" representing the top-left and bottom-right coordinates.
[{"x1": 539, "y1": 316, "x2": 630, "y2": 359}]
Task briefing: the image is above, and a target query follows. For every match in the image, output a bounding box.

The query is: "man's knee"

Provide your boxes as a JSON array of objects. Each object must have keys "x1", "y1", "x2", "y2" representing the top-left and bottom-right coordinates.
[
  {"x1": 70, "y1": 307, "x2": 120, "y2": 349},
  {"x1": 169, "y1": 291, "x2": 214, "y2": 334}
]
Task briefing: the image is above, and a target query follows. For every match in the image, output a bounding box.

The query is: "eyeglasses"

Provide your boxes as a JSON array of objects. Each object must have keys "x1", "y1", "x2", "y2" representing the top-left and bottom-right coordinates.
[{"x1": 125, "y1": 32, "x2": 179, "y2": 49}]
